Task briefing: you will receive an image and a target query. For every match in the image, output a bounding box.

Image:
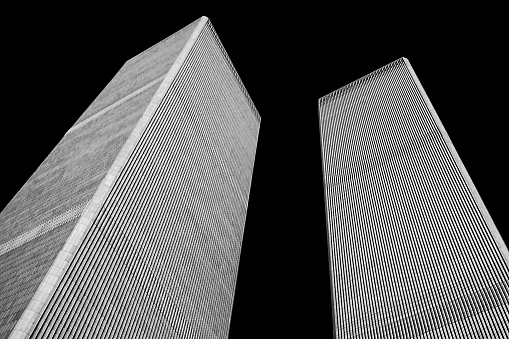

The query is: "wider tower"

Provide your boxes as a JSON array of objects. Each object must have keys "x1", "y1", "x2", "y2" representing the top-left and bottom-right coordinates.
[{"x1": 0, "y1": 16, "x2": 260, "y2": 339}]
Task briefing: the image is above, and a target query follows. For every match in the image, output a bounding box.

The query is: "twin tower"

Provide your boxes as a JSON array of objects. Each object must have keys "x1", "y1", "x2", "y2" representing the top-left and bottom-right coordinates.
[{"x1": 1, "y1": 16, "x2": 508, "y2": 338}]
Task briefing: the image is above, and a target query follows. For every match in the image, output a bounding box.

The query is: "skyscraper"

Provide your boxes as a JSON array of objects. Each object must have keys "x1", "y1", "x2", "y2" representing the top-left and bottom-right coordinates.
[
  {"x1": 319, "y1": 58, "x2": 509, "y2": 338},
  {"x1": 0, "y1": 16, "x2": 260, "y2": 339}
]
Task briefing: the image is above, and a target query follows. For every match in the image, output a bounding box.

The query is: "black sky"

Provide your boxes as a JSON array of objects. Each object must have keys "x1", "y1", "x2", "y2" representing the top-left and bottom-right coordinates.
[{"x1": 2, "y1": 8, "x2": 506, "y2": 338}]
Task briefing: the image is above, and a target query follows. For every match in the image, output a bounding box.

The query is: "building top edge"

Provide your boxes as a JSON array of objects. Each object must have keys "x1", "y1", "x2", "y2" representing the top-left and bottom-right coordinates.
[
  {"x1": 318, "y1": 57, "x2": 408, "y2": 107},
  {"x1": 123, "y1": 16, "x2": 207, "y2": 65}
]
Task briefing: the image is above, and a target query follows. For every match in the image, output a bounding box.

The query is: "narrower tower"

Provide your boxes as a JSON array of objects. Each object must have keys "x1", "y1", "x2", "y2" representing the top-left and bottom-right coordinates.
[
  {"x1": 0, "y1": 16, "x2": 260, "y2": 339},
  {"x1": 319, "y1": 58, "x2": 508, "y2": 338}
]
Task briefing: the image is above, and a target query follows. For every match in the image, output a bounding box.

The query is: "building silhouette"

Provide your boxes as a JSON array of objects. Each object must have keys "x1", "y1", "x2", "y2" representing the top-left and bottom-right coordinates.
[
  {"x1": 319, "y1": 58, "x2": 509, "y2": 338},
  {"x1": 0, "y1": 16, "x2": 260, "y2": 339}
]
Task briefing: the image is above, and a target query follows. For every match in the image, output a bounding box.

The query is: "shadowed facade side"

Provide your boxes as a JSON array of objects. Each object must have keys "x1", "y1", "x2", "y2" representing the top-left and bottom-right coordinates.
[
  {"x1": 319, "y1": 58, "x2": 509, "y2": 338},
  {"x1": 0, "y1": 16, "x2": 260, "y2": 339}
]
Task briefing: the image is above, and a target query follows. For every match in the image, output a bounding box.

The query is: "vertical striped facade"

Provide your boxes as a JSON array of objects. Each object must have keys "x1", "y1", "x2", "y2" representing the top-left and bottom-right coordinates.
[
  {"x1": 319, "y1": 58, "x2": 509, "y2": 338},
  {"x1": 0, "y1": 16, "x2": 260, "y2": 339}
]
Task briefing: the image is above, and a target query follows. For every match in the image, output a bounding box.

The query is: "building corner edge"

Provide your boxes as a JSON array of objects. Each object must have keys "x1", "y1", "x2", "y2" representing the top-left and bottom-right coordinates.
[{"x1": 317, "y1": 102, "x2": 339, "y2": 339}]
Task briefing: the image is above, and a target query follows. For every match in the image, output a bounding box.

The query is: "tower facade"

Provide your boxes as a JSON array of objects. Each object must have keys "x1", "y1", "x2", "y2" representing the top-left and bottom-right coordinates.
[
  {"x1": 0, "y1": 16, "x2": 260, "y2": 339},
  {"x1": 319, "y1": 58, "x2": 509, "y2": 338}
]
